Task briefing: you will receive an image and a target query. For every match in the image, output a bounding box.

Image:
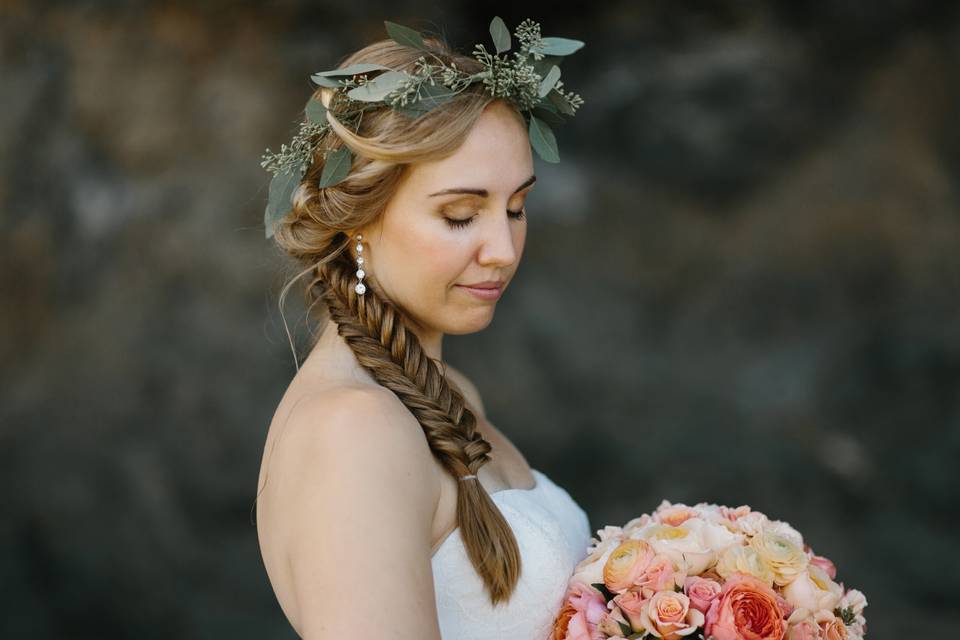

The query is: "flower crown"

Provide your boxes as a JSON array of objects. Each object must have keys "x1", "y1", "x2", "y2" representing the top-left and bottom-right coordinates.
[{"x1": 260, "y1": 16, "x2": 585, "y2": 238}]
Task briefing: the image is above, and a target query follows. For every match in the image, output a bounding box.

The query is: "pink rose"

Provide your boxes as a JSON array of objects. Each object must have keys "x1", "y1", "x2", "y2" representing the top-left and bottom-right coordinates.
[
  {"x1": 568, "y1": 582, "x2": 609, "y2": 627},
  {"x1": 612, "y1": 590, "x2": 647, "y2": 633},
  {"x1": 640, "y1": 590, "x2": 706, "y2": 640},
  {"x1": 564, "y1": 611, "x2": 604, "y2": 640},
  {"x1": 787, "y1": 620, "x2": 822, "y2": 640},
  {"x1": 684, "y1": 576, "x2": 722, "y2": 614},
  {"x1": 704, "y1": 572, "x2": 786, "y2": 640},
  {"x1": 774, "y1": 590, "x2": 796, "y2": 619},
  {"x1": 809, "y1": 555, "x2": 837, "y2": 581},
  {"x1": 633, "y1": 554, "x2": 676, "y2": 599}
]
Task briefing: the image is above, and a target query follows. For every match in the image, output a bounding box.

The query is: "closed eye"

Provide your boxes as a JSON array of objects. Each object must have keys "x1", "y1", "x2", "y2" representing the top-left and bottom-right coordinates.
[{"x1": 445, "y1": 208, "x2": 526, "y2": 229}]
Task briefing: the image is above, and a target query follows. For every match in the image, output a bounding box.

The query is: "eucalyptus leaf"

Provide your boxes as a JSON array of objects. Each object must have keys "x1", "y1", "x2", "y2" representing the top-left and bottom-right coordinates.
[
  {"x1": 618, "y1": 621, "x2": 633, "y2": 636},
  {"x1": 393, "y1": 83, "x2": 459, "y2": 117},
  {"x1": 309, "y1": 75, "x2": 344, "y2": 89},
  {"x1": 489, "y1": 16, "x2": 511, "y2": 53},
  {"x1": 532, "y1": 105, "x2": 565, "y2": 128},
  {"x1": 312, "y1": 63, "x2": 392, "y2": 78},
  {"x1": 264, "y1": 166, "x2": 301, "y2": 239},
  {"x1": 538, "y1": 65, "x2": 561, "y2": 97},
  {"x1": 305, "y1": 99, "x2": 328, "y2": 124},
  {"x1": 384, "y1": 21, "x2": 429, "y2": 51},
  {"x1": 528, "y1": 114, "x2": 559, "y2": 163},
  {"x1": 417, "y1": 83, "x2": 460, "y2": 108},
  {"x1": 535, "y1": 37, "x2": 585, "y2": 56},
  {"x1": 346, "y1": 70, "x2": 411, "y2": 102},
  {"x1": 532, "y1": 54, "x2": 565, "y2": 79},
  {"x1": 318, "y1": 147, "x2": 352, "y2": 188}
]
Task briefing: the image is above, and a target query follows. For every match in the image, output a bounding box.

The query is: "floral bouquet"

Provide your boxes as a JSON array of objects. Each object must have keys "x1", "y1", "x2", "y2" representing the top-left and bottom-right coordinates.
[{"x1": 551, "y1": 500, "x2": 867, "y2": 640}]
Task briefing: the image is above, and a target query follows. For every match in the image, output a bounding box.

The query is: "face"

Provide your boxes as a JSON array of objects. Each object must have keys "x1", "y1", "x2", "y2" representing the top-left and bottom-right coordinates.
[{"x1": 357, "y1": 100, "x2": 533, "y2": 338}]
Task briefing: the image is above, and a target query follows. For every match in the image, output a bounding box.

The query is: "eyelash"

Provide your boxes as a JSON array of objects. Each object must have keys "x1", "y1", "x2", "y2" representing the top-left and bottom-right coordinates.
[{"x1": 445, "y1": 208, "x2": 526, "y2": 229}]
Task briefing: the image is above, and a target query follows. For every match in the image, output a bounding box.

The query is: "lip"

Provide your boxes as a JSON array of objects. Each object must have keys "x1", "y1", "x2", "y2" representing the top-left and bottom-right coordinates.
[
  {"x1": 456, "y1": 283, "x2": 504, "y2": 301},
  {"x1": 460, "y1": 280, "x2": 505, "y2": 289}
]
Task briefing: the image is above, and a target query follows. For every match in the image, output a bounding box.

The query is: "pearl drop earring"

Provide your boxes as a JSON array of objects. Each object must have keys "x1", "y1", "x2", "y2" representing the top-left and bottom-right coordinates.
[{"x1": 354, "y1": 234, "x2": 366, "y2": 295}]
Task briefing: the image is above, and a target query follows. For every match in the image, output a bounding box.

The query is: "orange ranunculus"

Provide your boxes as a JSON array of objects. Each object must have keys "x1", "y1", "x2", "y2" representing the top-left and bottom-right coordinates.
[
  {"x1": 704, "y1": 572, "x2": 786, "y2": 640},
  {"x1": 603, "y1": 539, "x2": 656, "y2": 593},
  {"x1": 552, "y1": 600, "x2": 577, "y2": 640}
]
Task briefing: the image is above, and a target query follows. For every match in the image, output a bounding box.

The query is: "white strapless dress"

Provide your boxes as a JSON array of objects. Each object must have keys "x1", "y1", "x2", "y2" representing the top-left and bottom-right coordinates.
[{"x1": 431, "y1": 467, "x2": 593, "y2": 639}]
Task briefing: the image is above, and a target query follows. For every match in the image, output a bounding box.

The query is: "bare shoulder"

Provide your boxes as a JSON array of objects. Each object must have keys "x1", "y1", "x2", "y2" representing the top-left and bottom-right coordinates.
[
  {"x1": 443, "y1": 364, "x2": 486, "y2": 419},
  {"x1": 262, "y1": 385, "x2": 443, "y2": 638},
  {"x1": 273, "y1": 385, "x2": 441, "y2": 507}
]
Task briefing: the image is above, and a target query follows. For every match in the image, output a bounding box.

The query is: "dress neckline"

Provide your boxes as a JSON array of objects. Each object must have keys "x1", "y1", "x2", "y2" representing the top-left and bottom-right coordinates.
[
  {"x1": 488, "y1": 467, "x2": 541, "y2": 496},
  {"x1": 430, "y1": 468, "x2": 544, "y2": 560}
]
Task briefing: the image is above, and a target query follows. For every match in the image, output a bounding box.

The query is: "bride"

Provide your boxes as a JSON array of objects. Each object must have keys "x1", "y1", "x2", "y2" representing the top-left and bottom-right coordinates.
[{"x1": 254, "y1": 23, "x2": 591, "y2": 639}]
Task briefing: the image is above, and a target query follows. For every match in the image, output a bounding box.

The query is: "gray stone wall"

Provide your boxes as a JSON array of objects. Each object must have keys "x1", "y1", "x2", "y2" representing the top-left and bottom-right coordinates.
[{"x1": 2, "y1": 2, "x2": 958, "y2": 637}]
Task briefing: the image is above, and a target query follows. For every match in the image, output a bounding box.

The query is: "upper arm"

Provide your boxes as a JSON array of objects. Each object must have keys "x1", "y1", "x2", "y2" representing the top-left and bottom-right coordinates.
[
  {"x1": 278, "y1": 387, "x2": 442, "y2": 640},
  {"x1": 444, "y1": 365, "x2": 486, "y2": 419}
]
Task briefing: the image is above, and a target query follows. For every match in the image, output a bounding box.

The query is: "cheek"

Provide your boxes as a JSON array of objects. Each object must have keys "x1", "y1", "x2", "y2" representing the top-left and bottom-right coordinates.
[{"x1": 398, "y1": 225, "x2": 472, "y2": 290}]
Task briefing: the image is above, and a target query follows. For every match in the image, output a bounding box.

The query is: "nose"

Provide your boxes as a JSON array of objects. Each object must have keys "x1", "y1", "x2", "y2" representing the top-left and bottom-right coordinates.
[{"x1": 477, "y1": 207, "x2": 520, "y2": 267}]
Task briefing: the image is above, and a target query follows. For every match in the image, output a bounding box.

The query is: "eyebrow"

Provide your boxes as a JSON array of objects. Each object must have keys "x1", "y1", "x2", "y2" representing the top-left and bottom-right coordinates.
[{"x1": 428, "y1": 175, "x2": 537, "y2": 198}]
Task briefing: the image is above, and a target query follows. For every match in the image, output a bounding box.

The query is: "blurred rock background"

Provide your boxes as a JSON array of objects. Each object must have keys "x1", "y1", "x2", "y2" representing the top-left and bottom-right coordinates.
[{"x1": 2, "y1": 0, "x2": 958, "y2": 637}]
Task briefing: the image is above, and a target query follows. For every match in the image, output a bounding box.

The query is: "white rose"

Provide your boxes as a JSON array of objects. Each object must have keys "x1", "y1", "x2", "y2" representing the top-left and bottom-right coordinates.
[
  {"x1": 783, "y1": 565, "x2": 843, "y2": 615},
  {"x1": 623, "y1": 514, "x2": 653, "y2": 536},
  {"x1": 572, "y1": 527, "x2": 624, "y2": 586},
  {"x1": 735, "y1": 512, "x2": 770, "y2": 537},
  {"x1": 839, "y1": 588, "x2": 867, "y2": 615},
  {"x1": 587, "y1": 525, "x2": 625, "y2": 554},
  {"x1": 766, "y1": 519, "x2": 804, "y2": 548},
  {"x1": 633, "y1": 518, "x2": 738, "y2": 575}
]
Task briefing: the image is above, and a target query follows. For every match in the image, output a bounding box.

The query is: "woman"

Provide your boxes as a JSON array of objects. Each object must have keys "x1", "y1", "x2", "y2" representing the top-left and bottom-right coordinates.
[{"x1": 254, "y1": 23, "x2": 591, "y2": 639}]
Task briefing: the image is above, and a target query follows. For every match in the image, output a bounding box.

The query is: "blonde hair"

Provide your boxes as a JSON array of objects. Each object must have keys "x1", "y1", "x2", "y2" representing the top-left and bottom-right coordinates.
[{"x1": 270, "y1": 34, "x2": 525, "y2": 606}]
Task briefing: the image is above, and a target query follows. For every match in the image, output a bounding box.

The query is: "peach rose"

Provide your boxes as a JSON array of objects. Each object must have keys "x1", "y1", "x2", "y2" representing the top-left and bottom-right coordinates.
[
  {"x1": 820, "y1": 617, "x2": 847, "y2": 640},
  {"x1": 683, "y1": 575, "x2": 722, "y2": 614},
  {"x1": 719, "y1": 505, "x2": 753, "y2": 521},
  {"x1": 603, "y1": 539, "x2": 656, "y2": 593},
  {"x1": 704, "y1": 572, "x2": 786, "y2": 640},
  {"x1": 633, "y1": 554, "x2": 678, "y2": 599},
  {"x1": 598, "y1": 606, "x2": 632, "y2": 637},
  {"x1": 787, "y1": 620, "x2": 822, "y2": 640},
  {"x1": 655, "y1": 503, "x2": 700, "y2": 527},
  {"x1": 612, "y1": 590, "x2": 647, "y2": 633},
  {"x1": 640, "y1": 590, "x2": 705, "y2": 640}
]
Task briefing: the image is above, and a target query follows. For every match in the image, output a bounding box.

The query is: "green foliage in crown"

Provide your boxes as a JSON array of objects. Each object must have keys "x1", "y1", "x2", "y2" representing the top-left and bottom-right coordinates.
[{"x1": 260, "y1": 16, "x2": 585, "y2": 238}]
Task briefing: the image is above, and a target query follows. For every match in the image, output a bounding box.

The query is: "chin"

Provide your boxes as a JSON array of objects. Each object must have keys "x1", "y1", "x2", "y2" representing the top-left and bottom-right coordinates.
[{"x1": 444, "y1": 310, "x2": 496, "y2": 335}]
